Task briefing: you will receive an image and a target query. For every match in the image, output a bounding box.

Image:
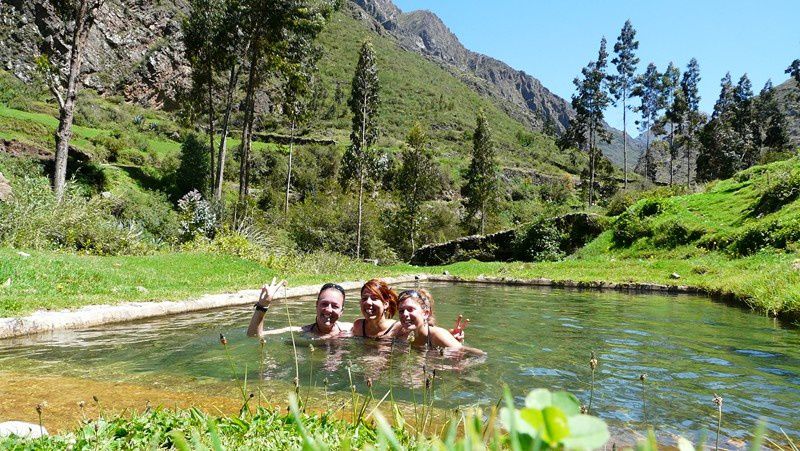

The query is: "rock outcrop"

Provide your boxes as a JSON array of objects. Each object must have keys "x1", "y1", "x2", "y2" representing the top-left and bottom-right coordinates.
[{"x1": 0, "y1": 0, "x2": 190, "y2": 109}]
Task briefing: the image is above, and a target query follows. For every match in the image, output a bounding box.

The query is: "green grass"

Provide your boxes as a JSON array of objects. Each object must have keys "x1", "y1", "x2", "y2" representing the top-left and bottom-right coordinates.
[
  {"x1": 0, "y1": 248, "x2": 419, "y2": 317},
  {"x1": 2, "y1": 242, "x2": 798, "y2": 320}
]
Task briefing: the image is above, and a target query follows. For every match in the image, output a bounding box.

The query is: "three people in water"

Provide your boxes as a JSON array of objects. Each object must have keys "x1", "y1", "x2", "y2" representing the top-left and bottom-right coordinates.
[{"x1": 247, "y1": 277, "x2": 471, "y2": 350}]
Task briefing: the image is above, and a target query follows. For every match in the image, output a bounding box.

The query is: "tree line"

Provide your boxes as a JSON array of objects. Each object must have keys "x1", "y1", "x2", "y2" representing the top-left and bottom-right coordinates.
[{"x1": 564, "y1": 20, "x2": 795, "y2": 203}]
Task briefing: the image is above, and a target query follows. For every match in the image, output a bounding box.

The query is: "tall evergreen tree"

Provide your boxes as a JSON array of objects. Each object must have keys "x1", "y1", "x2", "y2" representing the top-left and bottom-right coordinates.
[
  {"x1": 340, "y1": 41, "x2": 380, "y2": 258},
  {"x1": 610, "y1": 20, "x2": 639, "y2": 189},
  {"x1": 397, "y1": 123, "x2": 438, "y2": 254},
  {"x1": 572, "y1": 38, "x2": 612, "y2": 205},
  {"x1": 632, "y1": 63, "x2": 662, "y2": 183},
  {"x1": 463, "y1": 110, "x2": 498, "y2": 235},
  {"x1": 679, "y1": 58, "x2": 702, "y2": 188}
]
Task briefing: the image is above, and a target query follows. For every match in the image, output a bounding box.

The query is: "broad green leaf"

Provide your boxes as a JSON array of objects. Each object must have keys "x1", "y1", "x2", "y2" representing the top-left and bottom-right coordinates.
[
  {"x1": 519, "y1": 407, "x2": 544, "y2": 433},
  {"x1": 541, "y1": 406, "x2": 570, "y2": 445},
  {"x1": 562, "y1": 415, "x2": 610, "y2": 450},
  {"x1": 500, "y1": 407, "x2": 538, "y2": 437},
  {"x1": 552, "y1": 391, "x2": 581, "y2": 417},
  {"x1": 524, "y1": 389, "x2": 552, "y2": 409}
]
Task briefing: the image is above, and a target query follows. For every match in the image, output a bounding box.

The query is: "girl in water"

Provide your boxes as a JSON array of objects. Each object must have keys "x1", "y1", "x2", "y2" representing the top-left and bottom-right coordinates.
[
  {"x1": 396, "y1": 289, "x2": 464, "y2": 349},
  {"x1": 351, "y1": 278, "x2": 400, "y2": 339}
]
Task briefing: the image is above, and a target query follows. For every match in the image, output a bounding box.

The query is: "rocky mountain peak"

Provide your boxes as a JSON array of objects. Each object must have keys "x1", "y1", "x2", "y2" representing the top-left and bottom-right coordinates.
[
  {"x1": 350, "y1": 0, "x2": 402, "y2": 31},
  {"x1": 396, "y1": 10, "x2": 468, "y2": 67}
]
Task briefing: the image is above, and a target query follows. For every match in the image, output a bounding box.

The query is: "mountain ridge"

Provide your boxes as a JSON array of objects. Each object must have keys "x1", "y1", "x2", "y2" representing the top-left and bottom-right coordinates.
[{"x1": 350, "y1": 0, "x2": 643, "y2": 167}]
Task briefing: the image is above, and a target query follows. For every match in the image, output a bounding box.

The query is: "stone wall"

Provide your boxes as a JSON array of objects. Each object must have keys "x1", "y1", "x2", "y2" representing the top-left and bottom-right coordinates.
[{"x1": 410, "y1": 213, "x2": 605, "y2": 266}]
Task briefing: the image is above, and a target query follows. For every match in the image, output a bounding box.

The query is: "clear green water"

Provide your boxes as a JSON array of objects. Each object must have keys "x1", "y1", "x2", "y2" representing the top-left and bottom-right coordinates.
[{"x1": 1, "y1": 282, "x2": 798, "y2": 444}]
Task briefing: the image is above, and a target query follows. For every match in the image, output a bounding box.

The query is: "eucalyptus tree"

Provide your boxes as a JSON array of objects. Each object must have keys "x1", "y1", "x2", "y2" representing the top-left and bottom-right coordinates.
[
  {"x1": 397, "y1": 123, "x2": 438, "y2": 254},
  {"x1": 36, "y1": 0, "x2": 104, "y2": 201},
  {"x1": 679, "y1": 58, "x2": 702, "y2": 187},
  {"x1": 463, "y1": 110, "x2": 498, "y2": 235},
  {"x1": 212, "y1": 0, "x2": 250, "y2": 202},
  {"x1": 340, "y1": 41, "x2": 380, "y2": 258},
  {"x1": 655, "y1": 62, "x2": 682, "y2": 186},
  {"x1": 610, "y1": 20, "x2": 639, "y2": 189},
  {"x1": 282, "y1": 55, "x2": 321, "y2": 215},
  {"x1": 632, "y1": 63, "x2": 662, "y2": 183},
  {"x1": 183, "y1": 0, "x2": 225, "y2": 186},
  {"x1": 756, "y1": 80, "x2": 790, "y2": 154},
  {"x1": 732, "y1": 74, "x2": 758, "y2": 168},
  {"x1": 572, "y1": 38, "x2": 611, "y2": 205},
  {"x1": 697, "y1": 73, "x2": 737, "y2": 181},
  {"x1": 235, "y1": 0, "x2": 331, "y2": 210}
]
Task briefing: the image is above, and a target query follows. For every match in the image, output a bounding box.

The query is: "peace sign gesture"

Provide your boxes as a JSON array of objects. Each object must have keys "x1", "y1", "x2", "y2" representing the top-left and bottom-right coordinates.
[
  {"x1": 257, "y1": 277, "x2": 288, "y2": 308},
  {"x1": 450, "y1": 314, "x2": 470, "y2": 343}
]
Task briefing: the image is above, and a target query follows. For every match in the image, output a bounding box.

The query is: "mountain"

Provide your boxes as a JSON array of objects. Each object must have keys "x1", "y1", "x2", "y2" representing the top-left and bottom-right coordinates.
[
  {"x1": 0, "y1": 0, "x2": 640, "y2": 169},
  {"x1": 350, "y1": 0, "x2": 643, "y2": 167}
]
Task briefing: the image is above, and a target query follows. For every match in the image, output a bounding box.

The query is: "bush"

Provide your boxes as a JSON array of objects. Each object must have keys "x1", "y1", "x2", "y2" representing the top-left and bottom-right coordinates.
[
  {"x1": 752, "y1": 169, "x2": 800, "y2": 216},
  {"x1": 638, "y1": 198, "x2": 665, "y2": 218},
  {"x1": 177, "y1": 190, "x2": 218, "y2": 241},
  {"x1": 0, "y1": 174, "x2": 155, "y2": 255},
  {"x1": 514, "y1": 219, "x2": 565, "y2": 262},
  {"x1": 605, "y1": 191, "x2": 635, "y2": 217},
  {"x1": 611, "y1": 210, "x2": 651, "y2": 247},
  {"x1": 174, "y1": 134, "x2": 210, "y2": 199},
  {"x1": 104, "y1": 188, "x2": 180, "y2": 244},
  {"x1": 652, "y1": 220, "x2": 705, "y2": 248}
]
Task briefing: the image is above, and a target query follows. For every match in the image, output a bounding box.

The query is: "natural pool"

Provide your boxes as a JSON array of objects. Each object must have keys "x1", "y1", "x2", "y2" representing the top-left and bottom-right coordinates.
[{"x1": 1, "y1": 282, "x2": 798, "y2": 444}]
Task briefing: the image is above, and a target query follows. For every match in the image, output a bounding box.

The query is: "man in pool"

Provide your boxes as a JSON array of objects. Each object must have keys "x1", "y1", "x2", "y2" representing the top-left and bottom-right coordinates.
[{"x1": 246, "y1": 278, "x2": 352, "y2": 339}]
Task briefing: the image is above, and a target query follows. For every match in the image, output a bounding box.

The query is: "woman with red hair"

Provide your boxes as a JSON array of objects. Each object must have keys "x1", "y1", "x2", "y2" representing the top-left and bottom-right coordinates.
[{"x1": 352, "y1": 278, "x2": 400, "y2": 339}]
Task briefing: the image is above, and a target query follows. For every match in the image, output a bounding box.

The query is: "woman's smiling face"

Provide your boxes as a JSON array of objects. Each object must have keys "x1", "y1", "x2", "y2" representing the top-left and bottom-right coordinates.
[
  {"x1": 316, "y1": 288, "x2": 344, "y2": 326},
  {"x1": 360, "y1": 290, "x2": 387, "y2": 320},
  {"x1": 398, "y1": 297, "x2": 427, "y2": 331}
]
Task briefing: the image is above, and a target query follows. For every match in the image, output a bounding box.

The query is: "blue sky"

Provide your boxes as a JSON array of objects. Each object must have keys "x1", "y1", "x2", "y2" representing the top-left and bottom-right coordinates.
[{"x1": 392, "y1": 0, "x2": 800, "y2": 132}]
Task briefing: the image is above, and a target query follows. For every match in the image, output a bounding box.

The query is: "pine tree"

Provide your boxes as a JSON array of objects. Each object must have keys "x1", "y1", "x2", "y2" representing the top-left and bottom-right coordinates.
[
  {"x1": 340, "y1": 41, "x2": 380, "y2": 258},
  {"x1": 463, "y1": 110, "x2": 498, "y2": 235},
  {"x1": 175, "y1": 134, "x2": 211, "y2": 199},
  {"x1": 679, "y1": 58, "x2": 702, "y2": 188},
  {"x1": 610, "y1": 20, "x2": 639, "y2": 190},
  {"x1": 632, "y1": 63, "x2": 662, "y2": 183}
]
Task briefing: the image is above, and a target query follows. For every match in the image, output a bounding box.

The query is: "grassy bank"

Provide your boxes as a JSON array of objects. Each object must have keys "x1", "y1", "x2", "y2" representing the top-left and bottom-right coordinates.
[
  {"x1": 2, "y1": 242, "x2": 798, "y2": 321},
  {"x1": 0, "y1": 248, "x2": 420, "y2": 317}
]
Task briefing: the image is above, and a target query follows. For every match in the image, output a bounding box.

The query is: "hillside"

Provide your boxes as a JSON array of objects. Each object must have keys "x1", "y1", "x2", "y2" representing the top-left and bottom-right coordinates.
[
  {"x1": 0, "y1": 0, "x2": 638, "y2": 169},
  {"x1": 775, "y1": 77, "x2": 800, "y2": 144},
  {"x1": 350, "y1": 0, "x2": 643, "y2": 167}
]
